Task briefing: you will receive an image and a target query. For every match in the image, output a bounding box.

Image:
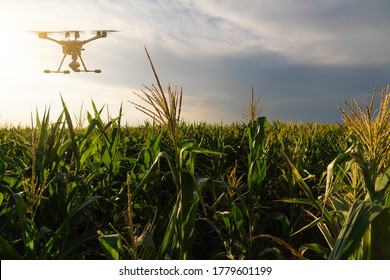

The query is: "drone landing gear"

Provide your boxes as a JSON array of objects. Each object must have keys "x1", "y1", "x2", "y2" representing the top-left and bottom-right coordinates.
[
  {"x1": 44, "y1": 53, "x2": 101, "y2": 74},
  {"x1": 44, "y1": 70, "x2": 70, "y2": 74}
]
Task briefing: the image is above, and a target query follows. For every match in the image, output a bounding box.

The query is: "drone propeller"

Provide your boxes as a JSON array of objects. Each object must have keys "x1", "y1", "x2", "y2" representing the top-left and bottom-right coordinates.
[
  {"x1": 30, "y1": 30, "x2": 119, "y2": 35},
  {"x1": 31, "y1": 30, "x2": 119, "y2": 40}
]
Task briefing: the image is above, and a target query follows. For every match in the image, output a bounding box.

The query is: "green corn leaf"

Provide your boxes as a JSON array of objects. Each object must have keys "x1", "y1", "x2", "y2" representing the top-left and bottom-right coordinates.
[
  {"x1": 325, "y1": 150, "x2": 353, "y2": 203},
  {"x1": 179, "y1": 146, "x2": 225, "y2": 171},
  {"x1": 57, "y1": 138, "x2": 72, "y2": 158},
  {"x1": 317, "y1": 222, "x2": 337, "y2": 250},
  {"x1": 299, "y1": 243, "x2": 331, "y2": 259},
  {"x1": 284, "y1": 153, "x2": 337, "y2": 234},
  {"x1": 12, "y1": 192, "x2": 36, "y2": 259},
  {"x1": 0, "y1": 234, "x2": 21, "y2": 259},
  {"x1": 133, "y1": 151, "x2": 179, "y2": 197},
  {"x1": 329, "y1": 200, "x2": 385, "y2": 259},
  {"x1": 268, "y1": 212, "x2": 290, "y2": 240},
  {"x1": 376, "y1": 165, "x2": 390, "y2": 192},
  {"x1": 280, "y1": 198, "x2": 318, "y2": 208},
  {"x1": 40, "y1": 195, "x2": 101, "y2": 259},
  {"x1": 284, "y1": 153, "x2": 319, "y2": 207},
  {"x1": 180, "y1": 171, "x2": 197, "y2": 215},
  {"x1": 374, "y1": 165, "x2": 390, "y2": 204},
  {"x1": 60, "y1": 95, "x2": 79, "y2": 172},
  {"x1": 290, "y1": 216, "x2": 324, "y2": 237},
  {"x1": 196, "y1": 177, "x2": 227, "y2": 216},
  {"x1": 57, "y1": 233, "x2": 98, "y2": 259},
  {"x1": 284, "y1": 154, "x2": 343, "y2": 250},
  {"x1": 231, "y1": 204, "x2": 246, "y2": 239},
  {"x1": 98, "y1": 233, "x2": 123, "y2": 260},
  {"x1": 357, "y1": 157, "x2": 376, "y2": 202},
  {"x1": 76, "y1": 195, "x2": 102, "y2": 212},
  {"x1": 386, "y1": 190, "x2": 390, "y2": 208},
  {"x1": 179, "y1": 171, "x2": 198, "y2": 260},
  {"x1": 158, "y1": 195, "x2": 180, "y2": 258},
  {"x1": 370, "y1": 208, "x2": 390, "y2": 259}
]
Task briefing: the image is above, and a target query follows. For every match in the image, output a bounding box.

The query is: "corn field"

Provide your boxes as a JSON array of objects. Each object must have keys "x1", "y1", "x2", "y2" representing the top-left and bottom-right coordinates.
[{"x1": 0, "y1": 51, "x2": 389, "y2": 260}]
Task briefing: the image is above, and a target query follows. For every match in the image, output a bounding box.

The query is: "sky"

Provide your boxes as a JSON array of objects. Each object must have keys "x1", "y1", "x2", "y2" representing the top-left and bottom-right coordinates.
[{"x1": 0, "y1": 0, "x2": 389, "y2": 126}]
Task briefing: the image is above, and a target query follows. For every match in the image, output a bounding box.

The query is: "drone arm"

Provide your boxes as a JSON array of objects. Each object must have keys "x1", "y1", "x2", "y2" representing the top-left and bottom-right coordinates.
[
  {"x1": 82, "y1": 31, "x2": 108, "y2": 44},
  {"x1": 82, "y1": 35, "x2": 102, "y2": 44},
  {"x1": 39, "y1": 33, "x2": 62, "y2": 45}
]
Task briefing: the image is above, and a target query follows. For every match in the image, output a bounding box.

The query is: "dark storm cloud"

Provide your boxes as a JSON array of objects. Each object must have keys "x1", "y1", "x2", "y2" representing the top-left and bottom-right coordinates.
[
  {"x1": 117, "y1": 43, "x2": 389, "y2": 123},
  {"x1": 197, "y1": 53, "x2": 390, "y2": 123}
]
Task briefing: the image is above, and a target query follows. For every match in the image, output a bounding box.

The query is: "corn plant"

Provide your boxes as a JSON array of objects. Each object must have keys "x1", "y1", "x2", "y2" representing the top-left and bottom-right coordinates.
[
  {"x1": 130, "y1": 46, "x2": 182, "y2": 150},
  {"x1": 334, "y1": 86, "x2": 390, "y2": 259},
  {"x1": 97, "y1": 47, "x2": 225, "y2": 260},
  {"x1": 246, "y1": 116, "x2": 267, "y2": 205},
  {"x1": 282, "y1": 86, "x2": 390, "y2": 259},
  {"x1": 0, "y1": 105, "x2": 104, "y2": 259}
]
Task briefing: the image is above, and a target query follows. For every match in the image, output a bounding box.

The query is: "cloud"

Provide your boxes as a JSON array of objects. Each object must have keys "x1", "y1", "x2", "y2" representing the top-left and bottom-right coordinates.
[
  {"x1": 1, "y1": 0, "x2": 389, "y2": 126},
  {"x1": 186, "y1": 0, "x2": 390, "y2": 64},
  {"x1": 11, "y1": 0, "x2": 389, "y2": 64},
  {"x1": 88, "y1": 0, "x2": 389, "y2": 65}
]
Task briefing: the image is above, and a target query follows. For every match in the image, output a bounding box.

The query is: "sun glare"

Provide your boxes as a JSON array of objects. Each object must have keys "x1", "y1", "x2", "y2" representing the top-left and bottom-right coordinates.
[{"x1": 1, "y1": 32, "x2": 26, "y2": 72}]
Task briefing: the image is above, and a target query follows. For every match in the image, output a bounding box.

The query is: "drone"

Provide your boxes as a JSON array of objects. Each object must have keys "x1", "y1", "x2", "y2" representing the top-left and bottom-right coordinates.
[{"x1": 33, "y1": 30, "x2": 117, "y2": 74}]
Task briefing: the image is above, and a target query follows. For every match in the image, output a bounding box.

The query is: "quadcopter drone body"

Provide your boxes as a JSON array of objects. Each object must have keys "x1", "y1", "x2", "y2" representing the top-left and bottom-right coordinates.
[{"x1": 35, "y1": 30, "x2": 117, "y2": 74}]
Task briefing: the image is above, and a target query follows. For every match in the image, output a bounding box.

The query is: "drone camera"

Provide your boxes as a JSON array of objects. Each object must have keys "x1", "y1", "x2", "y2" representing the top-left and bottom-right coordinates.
[{"x1": 69, "y1": 60, "x2": 81, "y2": 72}]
